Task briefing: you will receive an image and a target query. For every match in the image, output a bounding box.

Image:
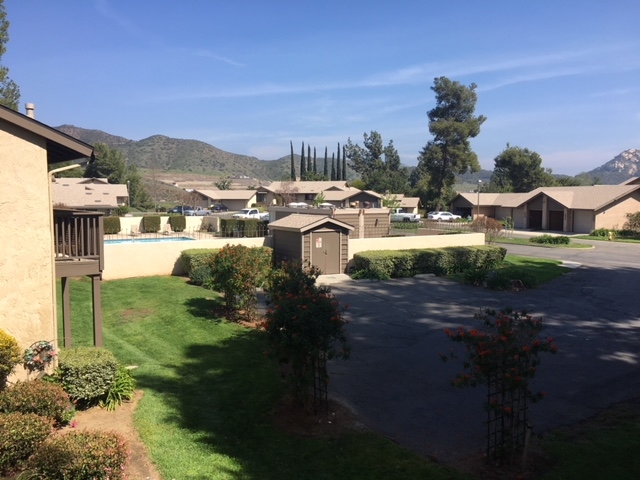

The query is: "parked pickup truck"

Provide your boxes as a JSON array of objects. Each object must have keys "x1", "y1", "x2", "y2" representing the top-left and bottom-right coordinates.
[
  {"x1": 390, "y1": 208, "x2": 421, "y2": 223},
  {"x1": 184, "y1": 206, "x2": 211, "y2": 216},
  {"x1": 232, "y1": 208, "x2": 270, "y2": 221}
]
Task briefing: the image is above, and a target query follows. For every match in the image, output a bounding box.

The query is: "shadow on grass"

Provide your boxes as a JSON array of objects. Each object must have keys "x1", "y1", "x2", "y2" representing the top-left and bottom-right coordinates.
[{"x1": 183, "y1": 296, "x2": 227, "y2": 322}]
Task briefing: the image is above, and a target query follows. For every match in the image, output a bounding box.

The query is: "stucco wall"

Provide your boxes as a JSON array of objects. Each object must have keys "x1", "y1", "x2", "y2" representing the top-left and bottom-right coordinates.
[
  {"x1": 116, "y1": 215, "x2": 208, "y2": 234},
  {"x1": 348, "y1": 233, "x2": 485, "y2": 264},
  {"x1": 0, "y1": 122, "x2": 56, "y2": 381},
  {"x1": 102, "y1": 237, "x2": 271, "y2": 280},
  {"x1": 594, "y1": 194, "x2": 640, "y2": 231}
]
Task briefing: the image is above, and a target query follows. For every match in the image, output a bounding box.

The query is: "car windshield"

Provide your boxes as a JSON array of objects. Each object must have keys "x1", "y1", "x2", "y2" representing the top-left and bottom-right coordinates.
[{"x1": 240, "y1": 209, "x2": 251, "y2": 214}]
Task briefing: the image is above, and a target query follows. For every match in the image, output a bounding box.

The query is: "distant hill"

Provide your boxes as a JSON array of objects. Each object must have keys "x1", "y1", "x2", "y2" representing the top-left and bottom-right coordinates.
[
  {"x1": 56, "y1": 125, "x2": 639, "y2": 186},
  {"x1": 56, "y1": 125, "x2": 292, "y2": 181},
  {"x1": 582, "y1": 148, "x2": 640, "y2": 184}
]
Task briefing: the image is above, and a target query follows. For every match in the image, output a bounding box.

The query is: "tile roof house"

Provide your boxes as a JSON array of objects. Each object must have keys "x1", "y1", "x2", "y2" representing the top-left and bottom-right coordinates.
[
  {"x1": 450, "y1": 183, "x2": 640, "y2": 233},
  {"x1": 53, "y1": 177, "x2": 129, "y2": 211},
  {"x1": 0, "y1": 104, "x2": 102, "y2": 381},
  {"x1": 193, "y1": 189, "x2": 258, "y2": 211},
  {"x1": 257, "y1": 180, "x2": 350, "y2": 205}
]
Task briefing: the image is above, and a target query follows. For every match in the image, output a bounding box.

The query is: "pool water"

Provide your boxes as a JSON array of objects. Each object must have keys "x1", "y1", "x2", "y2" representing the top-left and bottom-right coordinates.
[{"x1": 104, "y1": 236, "x2": 196, "y2": 244}]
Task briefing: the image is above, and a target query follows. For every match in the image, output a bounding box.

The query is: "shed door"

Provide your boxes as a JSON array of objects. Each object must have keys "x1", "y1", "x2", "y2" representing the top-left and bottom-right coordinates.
[{"x1": 310, "y1": 231, "x2": 341, "y2": 274}]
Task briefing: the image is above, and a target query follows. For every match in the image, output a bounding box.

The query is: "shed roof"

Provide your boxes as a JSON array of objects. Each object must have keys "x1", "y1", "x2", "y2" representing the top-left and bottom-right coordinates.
[
  {"x1": 0, "y1": 104, "x2": 94, "y2": 163},
  {"x1": 268, "y1": 213, "x2": 354, "y2": 233}
]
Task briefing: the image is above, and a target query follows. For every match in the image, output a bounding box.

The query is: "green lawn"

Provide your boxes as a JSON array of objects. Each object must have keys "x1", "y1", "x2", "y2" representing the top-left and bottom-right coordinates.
[
  {"x1": 57, "y1": 276, "x2": 468, "y2": 480},
  {"x1": 501, "y1": 254, "x2": 571, "y2": 284},
  {"x1": 573, "y1": 235, "x2": 640, "y2": 244}
]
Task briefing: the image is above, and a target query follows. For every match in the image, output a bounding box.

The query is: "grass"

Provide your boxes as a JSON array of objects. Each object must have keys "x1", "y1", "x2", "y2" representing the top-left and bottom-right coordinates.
[
  {"x1": 57, "y1": 276, "x2": 468, "y2": 480},
  {"x1": 537, "y1": 400, "x2": 640, "y2": 479},
  {"x1": 573, "y1": 234, "x2": 640, "y2": 244},
  {"x1": 493, "y1": 236, "x2": 592, "y2": 248},
  {"x1": 501, "y1": 254, "x2": 571, "y2": 285}
]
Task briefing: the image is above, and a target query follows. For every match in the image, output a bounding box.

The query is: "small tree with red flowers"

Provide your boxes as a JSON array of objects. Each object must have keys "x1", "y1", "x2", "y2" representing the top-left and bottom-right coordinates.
[
  {"x1": 441, "y1": 308, "x2": 558, "y2": 464},
  {"x1": 263, "y1": 261, "x2": 350, "y2": 413}
]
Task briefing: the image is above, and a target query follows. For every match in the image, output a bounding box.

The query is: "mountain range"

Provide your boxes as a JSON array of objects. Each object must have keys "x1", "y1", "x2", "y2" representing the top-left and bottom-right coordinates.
[{"x1": 56, "y1": 125, "x2": 640, "y2": 185}]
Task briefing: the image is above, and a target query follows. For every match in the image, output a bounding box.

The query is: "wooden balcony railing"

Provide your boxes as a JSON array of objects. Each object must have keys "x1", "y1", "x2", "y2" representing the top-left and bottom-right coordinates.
[{"x1": 53, "y1": 209, "x2": 104, "y2": 277}]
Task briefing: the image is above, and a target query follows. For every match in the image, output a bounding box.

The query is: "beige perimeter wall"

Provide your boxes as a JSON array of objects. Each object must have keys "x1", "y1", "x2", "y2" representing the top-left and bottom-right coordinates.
[
  {"x1": 103, "y1": 237, "x2": 271, "y2": 280},
  {"x1": 0, "y1": 122, "x2": 56, "y2": 381}
]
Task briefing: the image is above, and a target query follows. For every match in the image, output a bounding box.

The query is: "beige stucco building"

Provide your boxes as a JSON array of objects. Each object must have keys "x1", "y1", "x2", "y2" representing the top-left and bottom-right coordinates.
[{"x1": 0, "y1": 104, "x2": 94, "y2": 381}]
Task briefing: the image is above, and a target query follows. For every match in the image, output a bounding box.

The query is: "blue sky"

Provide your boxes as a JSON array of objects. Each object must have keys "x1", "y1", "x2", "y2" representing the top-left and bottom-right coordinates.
[{"x1": 5, "y1": 0, "x2": 640, "y2": 175}]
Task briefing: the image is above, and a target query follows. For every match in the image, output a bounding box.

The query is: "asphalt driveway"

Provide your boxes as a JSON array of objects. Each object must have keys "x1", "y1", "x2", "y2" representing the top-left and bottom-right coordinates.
[{"x1": 327, "y1": 240, "x2": 640, "y2": 463}]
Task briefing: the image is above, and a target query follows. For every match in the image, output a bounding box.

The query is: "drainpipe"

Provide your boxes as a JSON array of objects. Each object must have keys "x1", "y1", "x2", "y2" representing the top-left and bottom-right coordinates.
[{"x1": 48, "y1": 163, "x2": 84, "y2": 354}]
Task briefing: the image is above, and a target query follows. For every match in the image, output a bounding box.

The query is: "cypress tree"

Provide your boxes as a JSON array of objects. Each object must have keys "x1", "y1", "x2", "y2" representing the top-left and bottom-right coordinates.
[
  {"x1": 336, "y1": 142, "x2": 341, "y2": 180},
  {"x1": 331, "y1": 154, "x2": 336, "y2": 181},
  {"x1": 300, "y1": 142, "x2": 306, "y2": 179},
  {"x1": 342, "y1": 144, "x2": 347, "y2": 181},
  {"x1": 290, "y1": 140, "x2": 296, "y2": 180},
  {"x1": 323, "y1": 146, "x2": 328, "y2": 178},
  {"x1": 307, "y1": 144, "x2": 312, "y2": 173},
  {"x1": 313, "y1": 147, "x2": 317, "y2": 174}
]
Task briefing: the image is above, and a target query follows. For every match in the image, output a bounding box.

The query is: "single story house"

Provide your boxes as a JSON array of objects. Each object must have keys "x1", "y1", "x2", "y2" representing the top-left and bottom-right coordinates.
[
  {"x1": 257, "y1": 181, "x2": 350, "y2": 206},
  {"x1": 450, "y1": 183, "x2": 640, "y2": 233},
  {"x1": 321, "y1": 187, "x2": 382, "y2": 208},
  {"x1": 53, "y1": 177, "x2": 129, "y2": 211},
  {"x1": 194, "y1": 189, "x2": 258, "y2": 211}
]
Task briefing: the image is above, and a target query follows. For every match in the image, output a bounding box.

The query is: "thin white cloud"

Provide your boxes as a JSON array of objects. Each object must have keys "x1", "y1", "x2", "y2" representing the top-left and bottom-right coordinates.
[{"x1": 191, "y1": 49, "x2": 245, "y2": 68}]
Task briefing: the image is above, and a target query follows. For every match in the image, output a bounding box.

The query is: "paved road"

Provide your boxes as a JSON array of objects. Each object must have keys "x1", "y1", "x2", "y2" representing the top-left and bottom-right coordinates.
[{"x1": 327, "y1": 240, "x2": 640, "y2": 463}]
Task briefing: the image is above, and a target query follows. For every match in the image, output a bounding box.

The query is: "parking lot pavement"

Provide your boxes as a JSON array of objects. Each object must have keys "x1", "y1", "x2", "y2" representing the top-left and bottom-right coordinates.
[{"x1": 326, "y1": 259, "x2": 640, "y2": 463}]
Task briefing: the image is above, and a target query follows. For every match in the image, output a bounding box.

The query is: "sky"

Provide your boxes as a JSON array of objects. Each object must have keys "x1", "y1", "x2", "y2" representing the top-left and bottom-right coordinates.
[{"x1": 4, "y1": 0, "x2": 640, "y2": 175}]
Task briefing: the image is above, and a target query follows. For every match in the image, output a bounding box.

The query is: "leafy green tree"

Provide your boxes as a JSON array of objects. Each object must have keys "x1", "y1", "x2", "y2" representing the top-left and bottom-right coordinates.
[
  {"x1": 490, "y1": 144, "x2": 554, "y2": 192},
  {"x1": 86, "y1": 143, "x2": 151, "y2": 209},
  {"x1": 290, "y1": 140, "x2": 296, "y2": 180},
  {"x1": 414, "y1": 77, "x2": 486, "y2": 209},
  {"x1": 215, "y1": 176, "x2": 232, "y2": 190},
  {"x1": 0, "y1": 0, "x2": 20, "y2": 110},
  {"x1": 345, "y1": 131, "x2": 409, "y2": 194}
]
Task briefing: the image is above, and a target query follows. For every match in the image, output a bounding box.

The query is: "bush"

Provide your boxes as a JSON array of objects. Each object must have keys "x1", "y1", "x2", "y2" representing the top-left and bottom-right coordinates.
[
  {"x1": 102, "y1": 216, "x2": 121, "y2": 235},
  {"x1": 25, "y1": 431, "x2": 128, "y2": 480},
  {"x1": 211, "y1": 245, "x2": 273, "y2": 318},
  {"x1": 0, "y1": 380, "x2": 73, "y2": 426},
  {"x1": 471, "y1": 217, "x2": 503, "y2": 244},
  {"x1": 529, "y1": 234, "x2": 570, "y2": 245},
  {"x1": 56, "y1": 348, "x2": 118, "y2": 406},
  {"x1": 352, "y1": 246, "x2": 507, "y2": 279},
  {"x1": 624, "y1": 211, "x2": 640, "y2": 232},
  {"x1": 141, "y1": 215, "x2": 161, "y2": 233},
  {"x1": 179, "y1": 248, "x2": 220, "y2": 278},
  {"x1": 463, "y1": 268, "x2": 488, "y2": 286},
  {"x1": 0, "y1": 329, "x2": 20, "y2": 389},
  {"x1": 486, "y1": 268, "x2": 538, "y2": 290},
  {"x1": 100, "y1": 366, "x2": 135, "y2": 411},
  {"x1": 219, "y1": 218, "x2": 239, "y2": 237},
  {"x1": 589, "y1": 228, "x2": 610, "y2": 237},
  {"x1": 0, "y1": 412, "x2": 53, "y2": 475},
  {"x1": 115, "y1": 206, "x2": 130, "y2": 216},
  {"x1": 168, "y1": 215, "x2": 186, "y2": 232},
  {"x1": 189, "y1": 264, "x2": 215, "y2": 287}
]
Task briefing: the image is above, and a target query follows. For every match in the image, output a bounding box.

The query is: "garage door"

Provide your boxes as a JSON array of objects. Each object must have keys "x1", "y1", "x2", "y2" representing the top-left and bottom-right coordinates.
[
  {"x1": 573, "y1": 210, "x2": 594, "y2": 234},
  {"x1": 548, "y1": 211, "x2": 564, "y2": 231},
  {"x1": 529, "y1": 210, "x2": 542, "y2": 230}
]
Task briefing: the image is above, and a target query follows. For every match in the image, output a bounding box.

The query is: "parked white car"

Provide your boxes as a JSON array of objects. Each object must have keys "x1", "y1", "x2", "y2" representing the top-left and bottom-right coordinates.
[
  {"x1": 232, "y1": 208, "x2": 270, "y2": 221},
  {"x1": 390, "y1": 208, "x2": 421, "y2": 223},
  {"x1": 427, "y1": 211, "x2": 461, "y2": 222}
]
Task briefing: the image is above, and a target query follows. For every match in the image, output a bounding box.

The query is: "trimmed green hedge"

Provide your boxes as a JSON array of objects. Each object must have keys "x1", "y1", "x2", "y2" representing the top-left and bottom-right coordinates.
[
  {"x1": 141, "y1": 215, "x2": 161, "y2": 233},
  {"x1": 103, "y1": 216, "x2": 121, "y2": 235},
  {"x1": 168, "y1": 215, "x2": 186, "y2": 233},
  {"x1": 529, "y1": 234, "x2": 570, "y2": 245},
  {"x1": 56, "y1": 347, "x2": 118, "y2": 406},
  {"x1": 179, "y1": 249, "x2": 221, "y2": 277},
  {"x1": 352, "y1": 246, "x2": 507, "y2": 278},
  {"x1": 219, "y1": 219, "x2": 268, "y2": 237}
]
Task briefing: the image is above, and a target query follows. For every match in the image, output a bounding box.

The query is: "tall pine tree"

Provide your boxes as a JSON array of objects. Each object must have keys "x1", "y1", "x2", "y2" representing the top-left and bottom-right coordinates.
[
  {"x1": 336, "y1": 143, "x2": 341, "y2": 180},
  {"x1": 313, "y1": 147, "x2": 317, "y2": 174},
  {"x1": 331, "y1": 154, "x2": 336, "y2": 180},
  {"x1": 342, "y1": 145, "x2": 347, "y2": 181},
  {"x1": 307, "y1": 144, "x2": 312, "y2": 173},
  {"x1": 323, "y1": 147, "x2": 328, "y2": 178},
  {"x1": 300, "y1": 142, "x2": 307, "y2": 179},
  {"x1": 290, "y1": 140, "x2": 296, "y2": 180}
]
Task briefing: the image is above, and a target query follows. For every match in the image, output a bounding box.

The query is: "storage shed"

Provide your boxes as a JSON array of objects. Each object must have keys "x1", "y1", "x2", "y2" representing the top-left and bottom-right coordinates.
[{"x1": 268, "y1": 214, "x2": 354, "y2": 275}]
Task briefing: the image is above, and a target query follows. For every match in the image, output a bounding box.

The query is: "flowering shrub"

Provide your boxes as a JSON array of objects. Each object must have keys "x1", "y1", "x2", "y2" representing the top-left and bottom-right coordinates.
[
  {"x1": 441, "y1": 308, "x2": 558, "y2": 462},
  {"x1": 0, "y1": 329, "x2": 21, "y2": 389},
  {"x1": 23, "y1": 340, "x2": 57, "y2": 373},
  {"x1": 442, "y1": 308, "x2": 557, "y2": 403},
  {"x1": 25, "y1": 431, "x2": 128, "y2": 480},
  {"x1": 210, "y1": 245, "x2": 272, "y2": 319},
  {"x1": 0, "y1": 380, "x2": 74, "y2": 426},
  {"x1": 0, "y1": 412, "x2": 53, "y2": 475},
  {"x1": 263, "y1": 261, "x2": 350, "y2": 409}
]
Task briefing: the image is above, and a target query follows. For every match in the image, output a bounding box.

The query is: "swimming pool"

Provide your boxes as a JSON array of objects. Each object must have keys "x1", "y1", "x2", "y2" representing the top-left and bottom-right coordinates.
[{"x1": 104, "y1": 236, "x2": 196, "y2": 245}]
